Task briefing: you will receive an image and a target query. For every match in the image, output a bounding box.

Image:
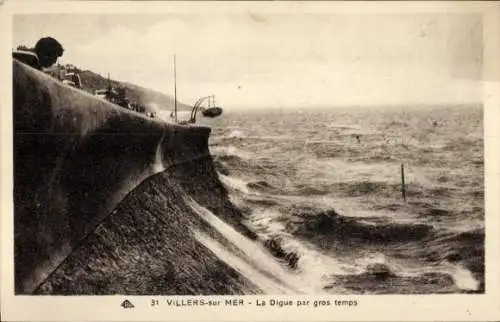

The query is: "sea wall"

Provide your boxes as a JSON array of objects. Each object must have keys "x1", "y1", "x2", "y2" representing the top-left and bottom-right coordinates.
[{"x1": 13, "y1": 60, "x2": 258, "y2": 294}]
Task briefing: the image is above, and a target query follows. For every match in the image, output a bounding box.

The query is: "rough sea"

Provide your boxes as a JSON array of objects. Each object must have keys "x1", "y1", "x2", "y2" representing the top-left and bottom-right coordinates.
[{"x1": 208, "y1": 105, "x2": 484, "y2": 294}]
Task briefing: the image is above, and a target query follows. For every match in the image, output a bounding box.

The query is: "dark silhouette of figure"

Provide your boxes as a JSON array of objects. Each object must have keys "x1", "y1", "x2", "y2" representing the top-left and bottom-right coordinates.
[
  {"x1": 13, "y1": 37, "x2": 64, "y2": 70},
  {"x1": 355, "y1": 135, "x2": 361, "y2": 144},
  {"x1": 34, "y1": 37, "x2": 64, "y2": 68}
]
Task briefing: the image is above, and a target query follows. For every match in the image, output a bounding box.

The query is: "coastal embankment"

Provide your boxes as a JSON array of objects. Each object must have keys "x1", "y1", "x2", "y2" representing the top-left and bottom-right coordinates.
[
  {"x1": 14, "y1": 60, "x2": 291, "y2": 295},
  {"x1": 13, "y1": 60, "x2": 484, "y2": 295}
]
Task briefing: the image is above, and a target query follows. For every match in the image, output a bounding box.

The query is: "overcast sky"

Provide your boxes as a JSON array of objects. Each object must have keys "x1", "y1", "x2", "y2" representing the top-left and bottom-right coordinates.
[{"x1": 13, "y1": 13, "x2": 482, "y2": 108}]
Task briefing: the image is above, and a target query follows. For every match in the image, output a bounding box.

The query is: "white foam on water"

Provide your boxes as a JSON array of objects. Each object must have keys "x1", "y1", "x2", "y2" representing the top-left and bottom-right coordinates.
[
  {"x1": 244, "y1": 135, "x2": 296, "y2": 141},
  {"x1": 192, "y1": 229, "x2": 295, "y2": 294},
  {"x1": 212, "y1": 145, "x2": 253, "y2": 160},
  {"x1": 248, "y1": 199, "x2": 480, "y2": 292},
  {"x1": 250, "y1": 209, "x2": 358, "y2": 277},
  {"x1": 326, "y1": 123, "x2": 362, "y2": 130},
  {"x1": 219, "y1": 174, "x2": 252, "y2": 194},
  {"x1": 443, "y1": 262, "x2": 480, "y2": 291},
  {"x1": 367, "y1": 256, "x2": 480, "y2": 292},
  {"x1": 185, "y1": 196, "x2": 326, "y2": 294},
  {"x1": 226, "y1": 130, "x2": 246, "y2": 139},
  {"x1": 250, "y1": 210, "x2": 285, "y2": 234}
]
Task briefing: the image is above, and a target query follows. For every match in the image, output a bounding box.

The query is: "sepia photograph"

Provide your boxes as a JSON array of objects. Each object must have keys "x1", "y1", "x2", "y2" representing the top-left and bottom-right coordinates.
[{"x1": 1, "y1": 1, "x2": 500, "y2": 321}]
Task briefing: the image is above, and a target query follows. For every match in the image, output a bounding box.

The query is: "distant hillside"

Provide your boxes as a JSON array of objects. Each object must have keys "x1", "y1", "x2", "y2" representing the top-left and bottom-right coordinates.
[
  {"x1": 61, "y1": 64, "x2": 192, "y2": 112},
  {"x1": 120, "y1": 81, "x2": 192, "y2": 111}
]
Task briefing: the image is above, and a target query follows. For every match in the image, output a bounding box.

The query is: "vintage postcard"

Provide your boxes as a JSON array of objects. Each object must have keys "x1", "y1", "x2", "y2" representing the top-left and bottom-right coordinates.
[{"x1": 1, "y1": 0, "x2": 499, "y2": 321}]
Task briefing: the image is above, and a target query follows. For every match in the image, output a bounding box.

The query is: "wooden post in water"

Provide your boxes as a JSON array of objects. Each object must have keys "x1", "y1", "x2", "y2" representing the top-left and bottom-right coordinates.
[
  {"x1": 173, "y1": 54, "x2": 177, "y2": 123},
  {"x1": 401, "y1": 163, "x2": 406, "y2": 202}
]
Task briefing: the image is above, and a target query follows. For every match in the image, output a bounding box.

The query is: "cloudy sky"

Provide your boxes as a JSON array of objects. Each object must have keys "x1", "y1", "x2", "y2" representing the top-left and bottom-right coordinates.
[{"x1": 13, "y1": 13, "x2": 482, "y2": 108}]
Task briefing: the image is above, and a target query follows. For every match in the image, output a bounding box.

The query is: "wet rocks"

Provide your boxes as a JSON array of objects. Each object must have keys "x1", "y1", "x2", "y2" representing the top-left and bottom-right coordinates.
[
  {"x1": 264, "y1": 237, "x2": 299, "y2": 269},
  {"x1": 366, "y1": 263, "x2": 394, "y2": 280}
]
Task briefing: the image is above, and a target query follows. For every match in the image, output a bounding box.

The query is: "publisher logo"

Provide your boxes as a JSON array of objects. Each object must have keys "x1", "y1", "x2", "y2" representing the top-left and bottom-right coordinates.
[{"x1": 121, "y1": 299, "x2": 135, "y2": 309}]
